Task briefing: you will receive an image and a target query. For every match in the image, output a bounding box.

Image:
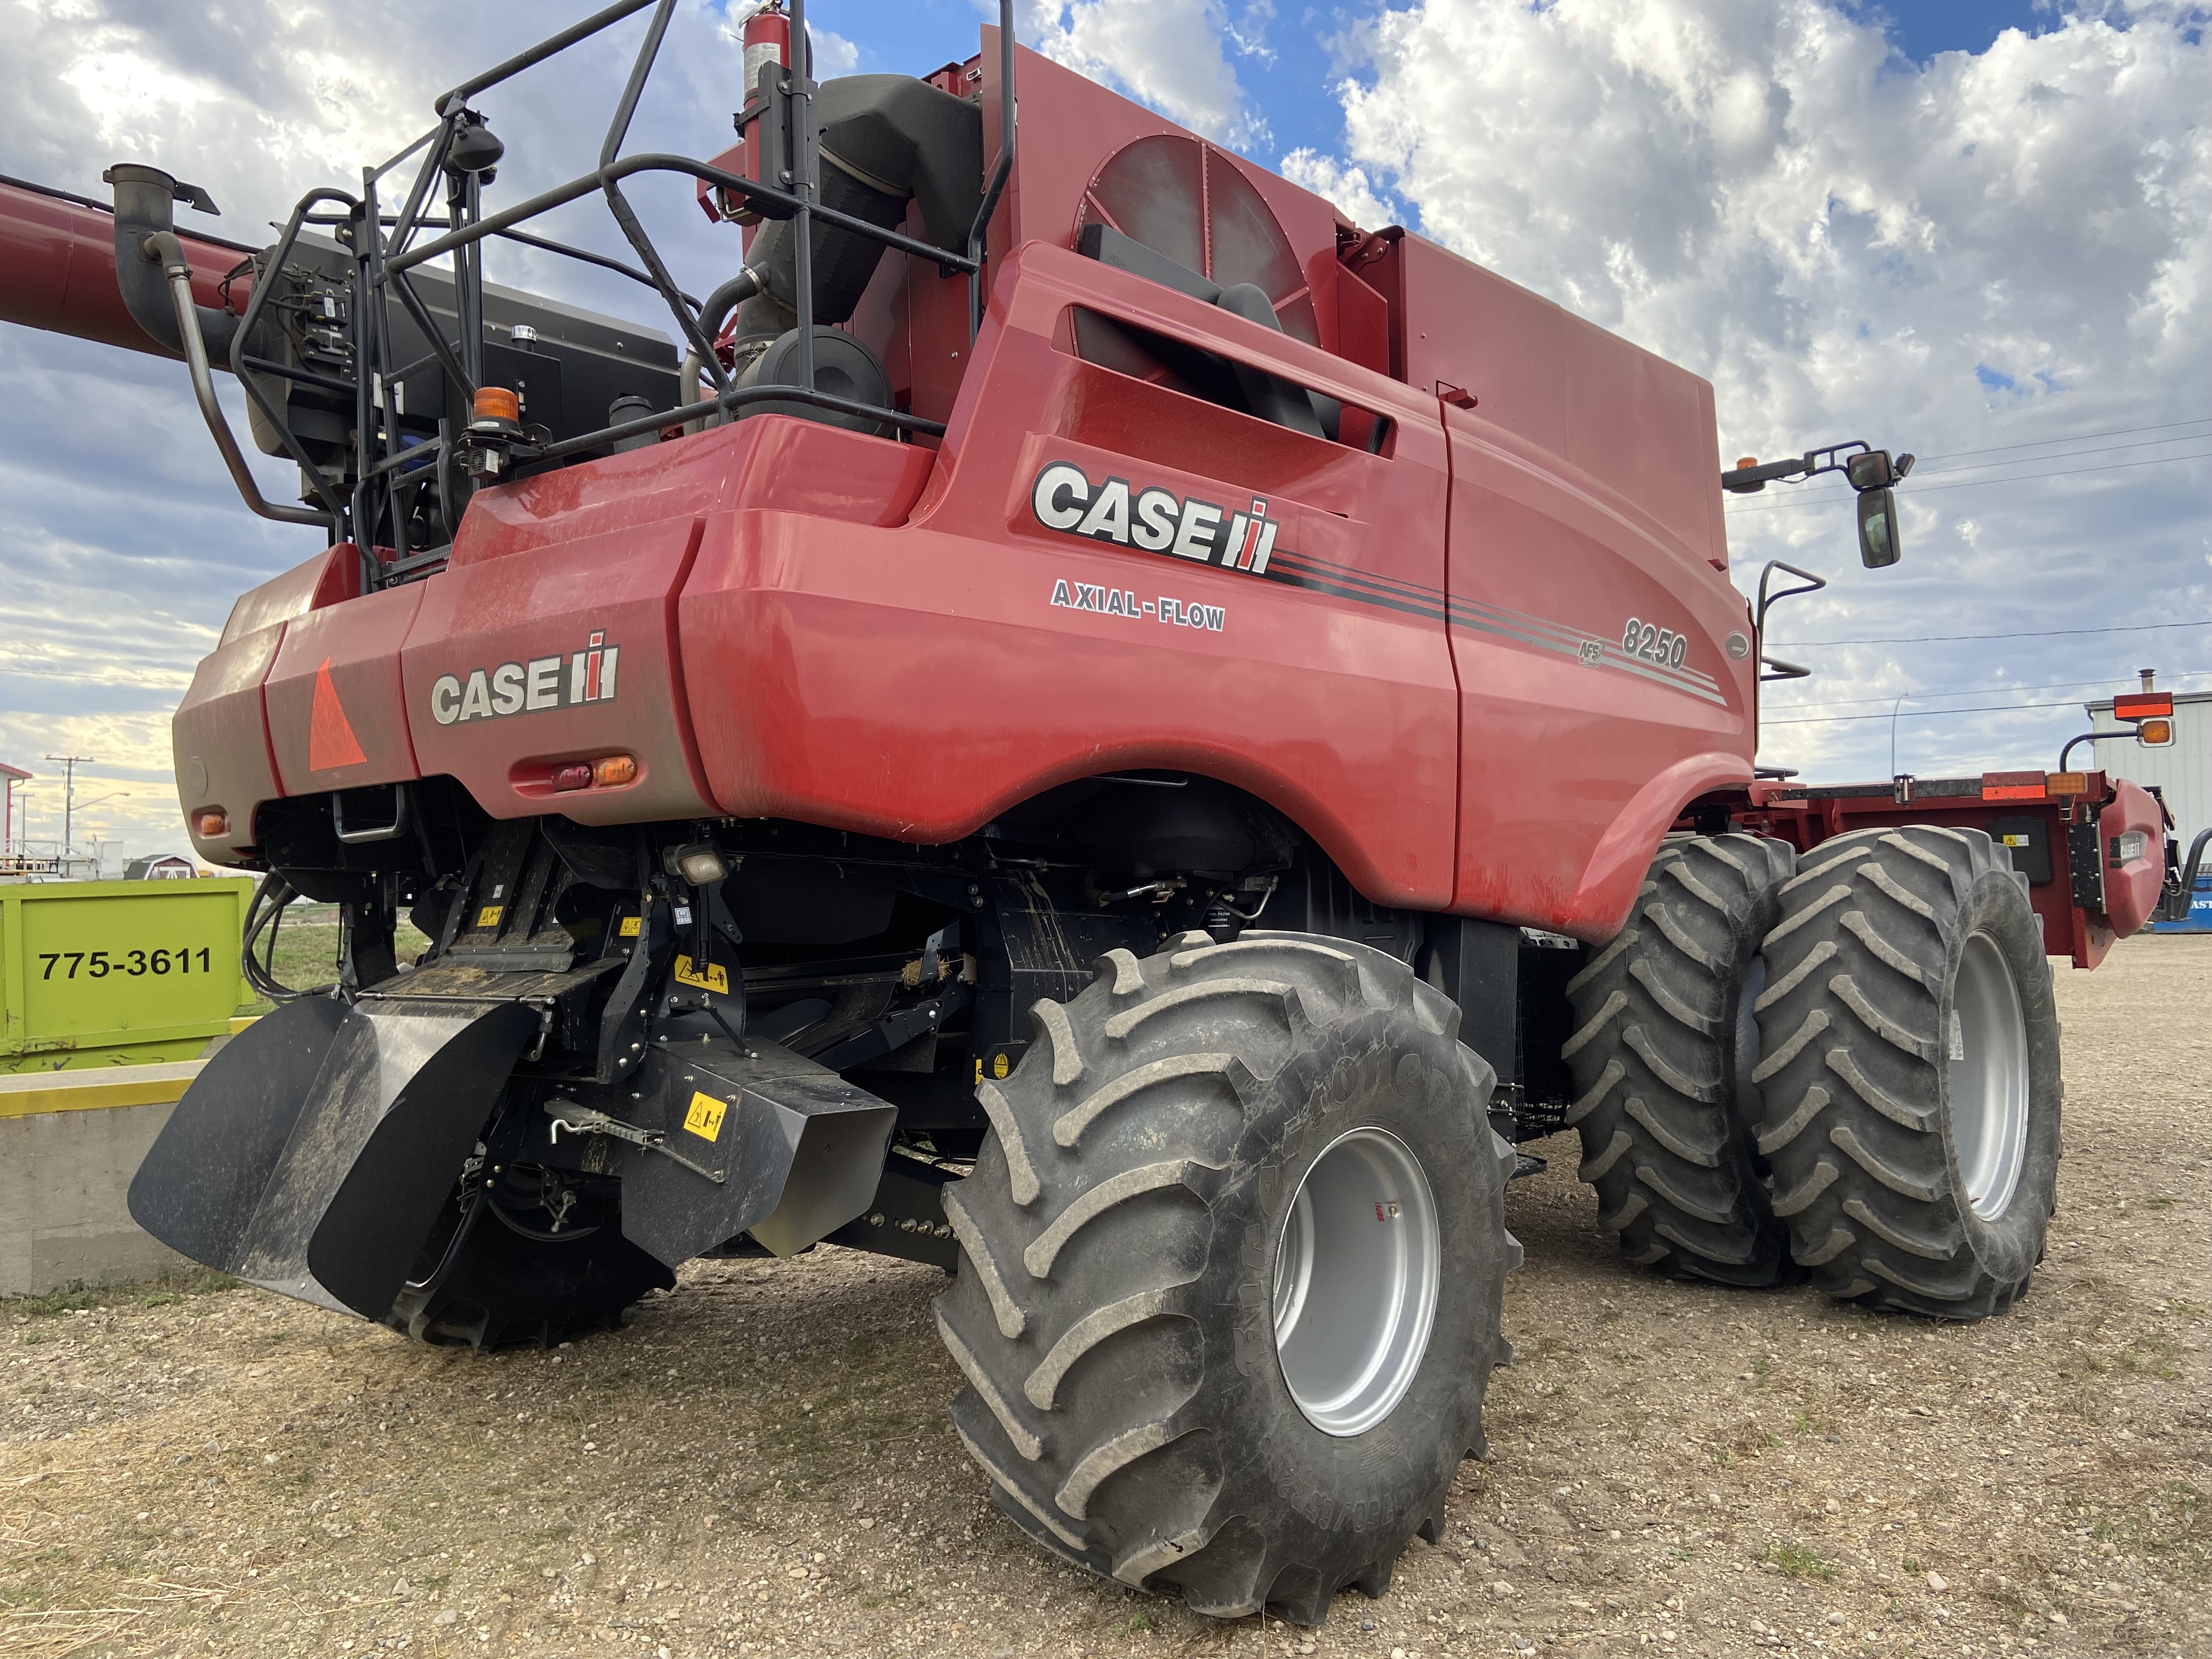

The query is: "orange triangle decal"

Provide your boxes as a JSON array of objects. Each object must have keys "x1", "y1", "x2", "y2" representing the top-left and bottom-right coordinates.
[{"x1": 309, "y1": 657, "x2": 368, "y2": 770}]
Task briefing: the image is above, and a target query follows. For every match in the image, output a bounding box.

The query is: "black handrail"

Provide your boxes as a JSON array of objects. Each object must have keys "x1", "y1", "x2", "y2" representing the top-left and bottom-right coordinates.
[{"x1": 241, "y1": 0, "x2": 1016, "y2": 575}]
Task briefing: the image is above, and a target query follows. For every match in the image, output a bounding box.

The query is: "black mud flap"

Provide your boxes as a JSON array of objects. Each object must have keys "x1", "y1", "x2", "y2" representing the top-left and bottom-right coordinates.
[
  {"x1": 612, "y1": 1037, "x2": 898, "y2": 1267},
  {"x1": 128, "y1": 995, "x2": 537, "y2": 1319}
]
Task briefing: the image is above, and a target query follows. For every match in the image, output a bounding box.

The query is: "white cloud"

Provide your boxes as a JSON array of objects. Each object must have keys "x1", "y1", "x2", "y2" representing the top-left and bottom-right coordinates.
[
  {"x1": 1319, "y1": 0, "x2": 2211, "y2": 788},
  {"x1": 1278, "y1": 148, "x2": 1401, "y2": 232},
  {"x1": 1022, "y1": 0, "x2": 1266, "y2": 145}
]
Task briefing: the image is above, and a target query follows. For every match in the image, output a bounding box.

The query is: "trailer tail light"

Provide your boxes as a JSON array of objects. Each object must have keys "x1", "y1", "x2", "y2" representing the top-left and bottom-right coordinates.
[
  {"x1": 1981, "y1": 771, "x2": 2047, "y2": 802},
  {"x1": 550, "y1": 763, "x2": 593, "y2": 792},
  {"x1": 591, "y1": 754, "x2": 637, "y2": 788},
  {"x1": 2046, "y1": 772, "x2": 2087, "y2": 797},
  {"x1": 195, "y1": 809, "x2": 229, "y2": 838},
  {"x1": 2113, "y1": 691, "x2": 2173, "y2": 721}
]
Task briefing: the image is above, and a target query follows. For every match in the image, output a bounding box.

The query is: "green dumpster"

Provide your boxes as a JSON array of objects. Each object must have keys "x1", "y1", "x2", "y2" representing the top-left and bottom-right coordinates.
[{"x1": 1, "y1": 878, "x2": 254, "y2": 1073}]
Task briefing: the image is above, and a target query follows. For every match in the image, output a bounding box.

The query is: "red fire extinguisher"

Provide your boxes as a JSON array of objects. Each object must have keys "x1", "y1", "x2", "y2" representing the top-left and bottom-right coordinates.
[
  {"x1": 741, "y1": 1, "x2": 791, "y2": 105},
  {"x1": 726, "y1": 2, "x2": 793, "y2": 227}
]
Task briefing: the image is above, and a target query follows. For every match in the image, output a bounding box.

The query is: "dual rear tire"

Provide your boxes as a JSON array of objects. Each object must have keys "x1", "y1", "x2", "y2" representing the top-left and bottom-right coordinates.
[{"x1": 1569, "y1": 826, "x2": 2061, "y2": 1319}]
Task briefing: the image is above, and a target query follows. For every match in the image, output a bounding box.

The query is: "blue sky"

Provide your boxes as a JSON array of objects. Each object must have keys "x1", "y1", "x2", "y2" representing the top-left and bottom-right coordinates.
[{"x1": 1, "y1": 0, "x2": 2206, "y2": 862}]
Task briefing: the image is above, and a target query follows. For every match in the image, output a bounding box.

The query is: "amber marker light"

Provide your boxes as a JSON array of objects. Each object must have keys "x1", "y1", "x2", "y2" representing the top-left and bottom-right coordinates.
[
  {"x1": 472, "y1": 386, "x2": 521, "y2": 424},
  {"x1": 2136, "y1": 716, "x2": 2175, "y2": 746},
  {"x1": 591, "y1": 754, "x2": 638, "y2": 787},
  {"x1": 195, "y1": 809, "x2": 230, "y2": 837},
  {"x1": 2046, "y1": 772, "x2": 2088, "y2": 797}
]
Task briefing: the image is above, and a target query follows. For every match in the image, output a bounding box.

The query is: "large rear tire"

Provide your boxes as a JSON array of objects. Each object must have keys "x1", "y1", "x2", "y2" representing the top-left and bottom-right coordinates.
[
  {"x1": 1752, "y1": 826, "x2": 2061, "y2": 1318},
  {"x1": 935, "y1": 930, "x2": 1519, "y2": 1626},
  {"x1": 1563, "y1": 833, "x2": 1796, "y2": 1285}
]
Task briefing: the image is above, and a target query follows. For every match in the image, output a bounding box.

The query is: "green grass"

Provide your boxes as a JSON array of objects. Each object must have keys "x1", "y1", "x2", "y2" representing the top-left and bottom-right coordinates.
[
  {"x1": 1761, "y1": 1542, "x2": 1836, "y2": 1580},
  {"x1": 242, "y1": 904, "x2": 432, "y2": 1012},
  {"x1": 5, "y1": 1266, "x2": 238, "y2": 1321}
]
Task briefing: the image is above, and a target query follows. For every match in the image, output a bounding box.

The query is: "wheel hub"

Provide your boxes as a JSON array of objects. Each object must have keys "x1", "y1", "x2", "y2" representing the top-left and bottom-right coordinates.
[
  {"x1": 1951, "y1": 930, "x2": 2030, "y2": 1220},
  {"x1": 1272, "y1": 1127, "x2": 1441, "y2": 1436}
]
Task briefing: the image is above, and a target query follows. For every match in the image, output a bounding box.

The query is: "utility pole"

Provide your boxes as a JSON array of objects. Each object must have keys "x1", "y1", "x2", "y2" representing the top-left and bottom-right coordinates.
[{"x1": 45, "y1": 755, "x2": 93, "y2": 872}]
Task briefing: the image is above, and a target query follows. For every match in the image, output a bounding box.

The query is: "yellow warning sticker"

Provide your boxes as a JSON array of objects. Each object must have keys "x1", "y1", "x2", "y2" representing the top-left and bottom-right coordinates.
[
  {"x1": 2002, "y1": 834, "x2": 2028, "y2": 847},
  {"x1": 674, "y1": 954, "x2": 730, "y2": 995},
  {"x1": 476, "y1": 906, "x2": 504, "y2": 929},
  {"x1": 683, "y1": 1091, "x2": 727, "y2": 1142},
  {"x1": 992, "y1": 1051, "x2": 1011, "y2": 1079},
  {"x1": 618, "y1": 915, "x2": 642, "y2": 937}
]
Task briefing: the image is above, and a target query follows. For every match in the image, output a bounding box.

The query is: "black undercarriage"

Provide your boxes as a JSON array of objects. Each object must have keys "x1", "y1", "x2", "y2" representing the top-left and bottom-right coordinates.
[{"x1": 236, "y1": 771, "x2": 1577, "y2": 1272}]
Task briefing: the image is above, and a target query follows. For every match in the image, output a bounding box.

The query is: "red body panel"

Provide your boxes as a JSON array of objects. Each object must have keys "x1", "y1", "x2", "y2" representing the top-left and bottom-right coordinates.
[
  {"x1": 159, "y1": 40, "x2": 1784, "y2": 940},
  {"x1": 172, "y1": 618, "x2": 283, "y2": 862},
  {"x1": 2100, "y1": 779, "x2": 2165, "y2": 939},
  {"x1": 266, "y1": 584, "x2": 424, "y2": 793}
]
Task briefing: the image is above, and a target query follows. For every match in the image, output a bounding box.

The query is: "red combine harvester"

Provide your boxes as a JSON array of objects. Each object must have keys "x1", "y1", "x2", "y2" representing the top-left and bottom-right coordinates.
[{"x1": 0, "y1": 0, "x2": 2176, "y2": 1623}]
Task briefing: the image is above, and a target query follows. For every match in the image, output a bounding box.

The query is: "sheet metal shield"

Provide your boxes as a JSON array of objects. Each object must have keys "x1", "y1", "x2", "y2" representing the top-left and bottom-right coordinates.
[
  {"x1": 127, "y1": 995, "x2": 351, "y2": 1269},
  {"x1": 619, "y1": 1037, "x2": 895, "y2": 1266},
  {"x1": 138, "y1": 995, "x2": 535, "y2": 1318}
]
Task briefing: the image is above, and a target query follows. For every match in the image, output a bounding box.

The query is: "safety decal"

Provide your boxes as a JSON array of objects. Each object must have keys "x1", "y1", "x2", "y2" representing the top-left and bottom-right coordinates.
[
  {"x1": 476, "y1": 906, "x2": 504, "y2": 928},
  {"x1": 674, "y1": 955, "x2": 730, "y2": 995},
  {"x1": 430, "y1": 629, "x2": 619, "y2": 727},
  {"x1": 1050, "y1": 578, "x2": 1225, "y2": 633},
  {"x1": 1031, "y1": 462, "x2": 1280, "y2": 575},
  {"x1": 683, "y1": 1091, "x2": 728, "y2": 1143}
]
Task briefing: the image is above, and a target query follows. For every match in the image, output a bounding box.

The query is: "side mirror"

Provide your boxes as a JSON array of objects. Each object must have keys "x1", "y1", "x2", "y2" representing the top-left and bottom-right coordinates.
[{"x1": 1856, "y1": 487, "x2": 1900, "y2": 568}]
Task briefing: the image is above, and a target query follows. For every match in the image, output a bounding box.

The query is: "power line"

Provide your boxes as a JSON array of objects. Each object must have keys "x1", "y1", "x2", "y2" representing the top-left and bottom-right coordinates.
[
  {"x1": 1914, "y1": 433, "x2": 2212, "y2": 477},
  {"x1": 1779, "y1": 618, "x2": 2212, "y2": 647},
  {"x1": 1916, "y1": 415, "x2": 2212, "y2": 463},
  {"x1": 1724, "y1": 446, "x2": 2212, "y2": 512},
  {"x1": 1764, "y1": 669, "x2": 2212, "y2": 715},
  {"x1": 1764, "y1": 697, "x2": 2101, "y2": 727}
]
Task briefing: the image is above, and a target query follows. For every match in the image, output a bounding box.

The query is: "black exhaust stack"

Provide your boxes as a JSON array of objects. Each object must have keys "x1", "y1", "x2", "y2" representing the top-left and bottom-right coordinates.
[{"x1": 730, "y1": 75, "x2": 983, "y2": 351}]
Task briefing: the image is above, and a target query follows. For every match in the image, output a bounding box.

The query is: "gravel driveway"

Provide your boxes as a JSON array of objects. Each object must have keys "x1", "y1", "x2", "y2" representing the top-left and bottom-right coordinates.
[{"x1": 4, "y1": 935, "x2": 2207, "y2": 1658}]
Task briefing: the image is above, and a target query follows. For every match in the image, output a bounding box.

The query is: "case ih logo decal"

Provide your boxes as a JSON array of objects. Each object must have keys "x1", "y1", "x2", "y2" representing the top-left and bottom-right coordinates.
[
  {"x1": 1027, "y1": 460, "x2": 1728, "y2": 705},
  {"x1": 1031, "y1": 462, "x2": 1280, "y2": 573},
  {"x1": 430, "y1": 630, "x2": 619, "y2": 726}
]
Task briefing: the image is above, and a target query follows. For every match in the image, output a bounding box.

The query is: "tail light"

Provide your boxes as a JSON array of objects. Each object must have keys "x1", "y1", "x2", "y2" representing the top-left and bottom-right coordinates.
[
  {"x1": 546, "y1": 754, "x2": 637, "y2": 792},
  {"x1": 195, "y1": 808, "x2": 230, "y2": 838}
]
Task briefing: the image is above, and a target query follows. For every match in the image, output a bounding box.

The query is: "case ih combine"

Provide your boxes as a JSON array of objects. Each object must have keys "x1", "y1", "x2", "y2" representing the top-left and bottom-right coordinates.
[{"x1": 0, "y1": 0, "x2": 2180, "y2": 1624}]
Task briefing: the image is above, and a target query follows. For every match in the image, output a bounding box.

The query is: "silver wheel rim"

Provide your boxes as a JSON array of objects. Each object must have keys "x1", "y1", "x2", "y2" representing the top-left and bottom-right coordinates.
[
  {"x1": 1272, "y1": 1127, "x2": 1441, "y2": 1437},
  {"x1": 1951, "y1": 930, "x2": 2030, "y2": 1220}
]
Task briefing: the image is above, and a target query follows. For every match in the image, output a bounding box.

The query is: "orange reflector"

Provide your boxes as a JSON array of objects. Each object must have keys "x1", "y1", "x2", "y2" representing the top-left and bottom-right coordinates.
[
  {"x1": 1982, "y1": 770, "x2": 2047, "y2": 802},
  {"x1": 472, "y1": 386, "x2": 520, "y2": 423},
  {"x1": 2137, "y1": 716, "x2": 2174, "y2": 746},
  {"x1": 2114, "y1": 691, "x2": 2174, "y2": 721},
  {"x1": 195, "y1": 809, "x2": 229, "y2": 838},
  {"x1": 591, "y1": 754, "x2": 637, "y2": 788},
  {"x1": 2046, "y1": 771, "x2": 2088, "y2": 797}
]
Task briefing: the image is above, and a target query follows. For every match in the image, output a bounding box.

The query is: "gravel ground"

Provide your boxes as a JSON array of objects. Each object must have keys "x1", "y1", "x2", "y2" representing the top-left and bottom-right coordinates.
[{"x1": 4, "y1": 934, "x2": 2207, "y2": 1659}]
